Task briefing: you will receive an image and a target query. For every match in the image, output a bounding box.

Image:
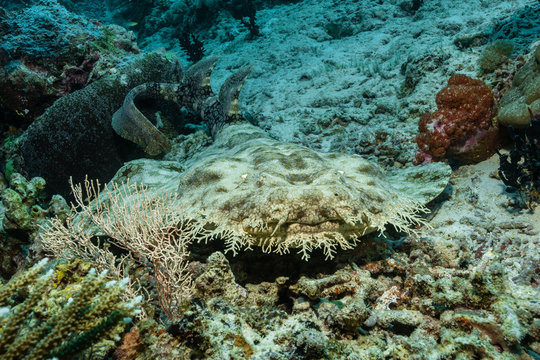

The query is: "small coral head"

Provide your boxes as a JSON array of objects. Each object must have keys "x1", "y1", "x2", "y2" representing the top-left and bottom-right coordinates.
[{"x1": 415, "y1": 74, "x2": 498, "y2": 164}]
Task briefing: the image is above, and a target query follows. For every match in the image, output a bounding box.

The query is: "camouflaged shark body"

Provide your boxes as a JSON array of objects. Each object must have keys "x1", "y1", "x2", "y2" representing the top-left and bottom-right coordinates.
[
  {"x1": 111, "y1": 58, "x2": 451, "y2": 260},
  {"x1": 112, "y1": 57, "x2": 251, "y2": 155}
]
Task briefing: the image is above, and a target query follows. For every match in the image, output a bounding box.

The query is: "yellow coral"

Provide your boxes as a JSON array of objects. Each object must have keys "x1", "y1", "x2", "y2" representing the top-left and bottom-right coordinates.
[{"x1": 0, "y1": 259, "x2": 141, "y2": 360}]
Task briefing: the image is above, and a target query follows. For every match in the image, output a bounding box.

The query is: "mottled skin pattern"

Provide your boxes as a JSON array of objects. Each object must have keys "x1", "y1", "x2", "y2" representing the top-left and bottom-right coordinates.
[
  {"x1": 112, "y1": 57, "x2": 451, "y2": 260},
  {"x1": 112, "y1": 57, "x2": 251, "y2": 154}
]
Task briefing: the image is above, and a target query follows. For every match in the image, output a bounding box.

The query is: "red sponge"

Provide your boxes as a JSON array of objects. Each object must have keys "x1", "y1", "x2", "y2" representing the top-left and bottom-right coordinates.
[{"x1": 415, "y1": 74, "x2": 498, "y2": 164}]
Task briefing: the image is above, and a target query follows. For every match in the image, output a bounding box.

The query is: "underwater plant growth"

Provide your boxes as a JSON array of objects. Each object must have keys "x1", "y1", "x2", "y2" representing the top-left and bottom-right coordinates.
[{"x1": 497, "y1": 109, "x2": 540, "y2": 209}]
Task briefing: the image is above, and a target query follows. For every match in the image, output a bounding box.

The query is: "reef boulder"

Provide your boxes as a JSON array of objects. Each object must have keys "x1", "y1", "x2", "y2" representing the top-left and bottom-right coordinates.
[
  {"x1": 498, "y1": 44, "x2": 540, "y2": 128},
  {"x1": 14, "y1": 52, "x2": 182, "y2": 197}
]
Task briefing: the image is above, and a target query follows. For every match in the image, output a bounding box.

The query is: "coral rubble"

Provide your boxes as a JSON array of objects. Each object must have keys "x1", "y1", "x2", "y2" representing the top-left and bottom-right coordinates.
[{"x1": 117, "y1": 247, "x2": 539, "y2": 359}]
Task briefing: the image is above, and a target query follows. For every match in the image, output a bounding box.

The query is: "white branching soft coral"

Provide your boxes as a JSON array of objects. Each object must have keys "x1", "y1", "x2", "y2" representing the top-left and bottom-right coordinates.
[{"x1": 40, "y1": 178, "x2": 194, "y2": 319}]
